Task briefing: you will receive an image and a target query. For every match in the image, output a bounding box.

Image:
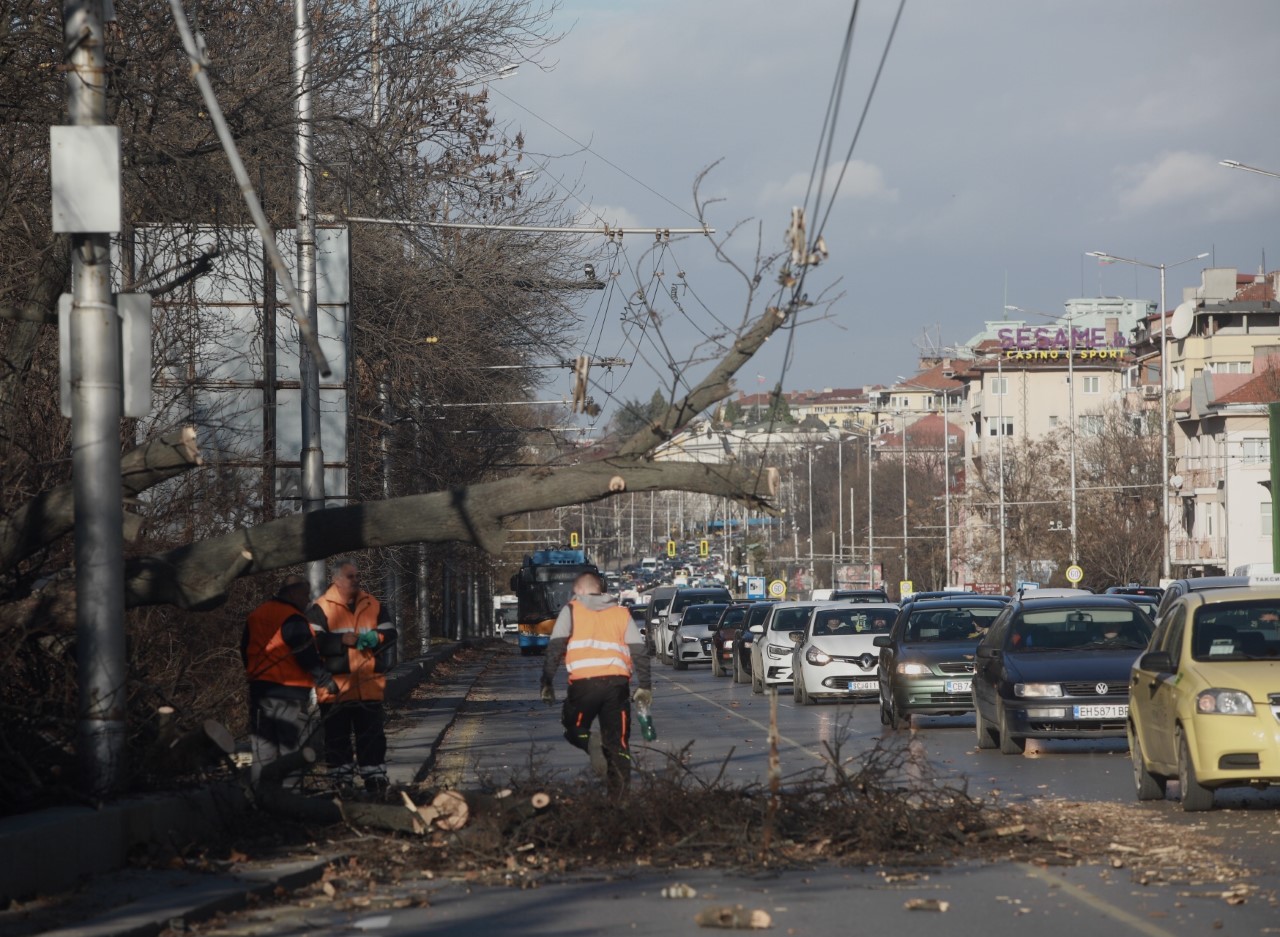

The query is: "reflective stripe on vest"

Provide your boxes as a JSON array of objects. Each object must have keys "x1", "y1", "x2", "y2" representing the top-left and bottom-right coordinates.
[
  {"x1": 244, "y1": 599, "x2": 313, "y2": 688},
  {"x1": 564, "y1": 602, "x2": 633, "y2": 682},
  {"x1": 315, "y1": 586, "x2": 386, "y2": 702}
]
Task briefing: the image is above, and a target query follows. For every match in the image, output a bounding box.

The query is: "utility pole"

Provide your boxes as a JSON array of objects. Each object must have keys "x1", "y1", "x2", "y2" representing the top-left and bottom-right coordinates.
[
  {"x1": 295, "y1": 0, "x2": 325, "y2": 594},
  {"x1": 60, "y1": 0, "x2": 127, "y2": 795}
]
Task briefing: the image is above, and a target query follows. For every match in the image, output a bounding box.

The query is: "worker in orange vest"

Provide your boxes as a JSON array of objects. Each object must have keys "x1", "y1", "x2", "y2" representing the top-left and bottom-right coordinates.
[
  {"x1": 540, "y1": 571, "x2": 652, "y2": 795},
  {"x1": 308, "y1": 558, "x2": 398, "y2": 793},
  {"x1": 241, "y1": 573, "x2": 337, "y2": 786}
]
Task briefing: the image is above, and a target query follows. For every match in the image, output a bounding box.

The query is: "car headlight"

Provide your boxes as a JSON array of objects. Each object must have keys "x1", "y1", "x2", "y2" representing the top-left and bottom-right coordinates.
[
  {"x1": 680, "y1": 634, "x2": 699, "y2": 643},
  {"x1": 896, "y1": 662, "x2": 930, "y2": 676},
  {"x1": 1014, "y1": 683, "x2": 1063, "y2": 698},
  {"x1": 805, "y1": 646, "x2": 831, "y2": 666},
  {"x1": 1196, "y1": 689, "x2": 1255, "y2": 715},
  {"x1": 766, "y1": 643, "x2": 790, "y2": 659}
]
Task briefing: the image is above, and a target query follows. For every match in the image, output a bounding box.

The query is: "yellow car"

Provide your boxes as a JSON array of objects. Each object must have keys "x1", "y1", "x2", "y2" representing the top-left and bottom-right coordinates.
[{"x1": 1128, "y1": 585, "x2": 1280, "y2": 811}]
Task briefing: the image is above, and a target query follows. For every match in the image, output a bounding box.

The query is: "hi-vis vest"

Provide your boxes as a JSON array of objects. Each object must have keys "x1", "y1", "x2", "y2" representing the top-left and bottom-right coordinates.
[
  {"x1": 244, "y1": 598, "x2": 314, "y2": 689},
  {"x1": 563, "y1": 601, "x2": 633, "y2": 683},
  {"x1": 314, "y1": 587, "x2": 387, "y2": 703}
]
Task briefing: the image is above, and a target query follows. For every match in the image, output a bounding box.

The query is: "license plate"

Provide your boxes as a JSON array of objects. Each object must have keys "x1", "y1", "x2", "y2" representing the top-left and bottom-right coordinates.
[
  {"x1": 944, "y1": 679, "x2": 971, "y2": 694},
  {"x1": 847, "y1": 680, "x2": 878, "y2": 691},
  {"x1": 723, "y1": 640, "x2": 735, "y2": 648},
  {"x1": 1073, "y1": 704, "x2": 1127, "y2": 719}
]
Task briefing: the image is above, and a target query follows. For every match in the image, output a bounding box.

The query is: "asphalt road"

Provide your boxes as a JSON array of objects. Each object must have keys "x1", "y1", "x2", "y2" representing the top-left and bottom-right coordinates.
[{"x1": 62, "y1": 642, "x2": 1280, "y2": 937}]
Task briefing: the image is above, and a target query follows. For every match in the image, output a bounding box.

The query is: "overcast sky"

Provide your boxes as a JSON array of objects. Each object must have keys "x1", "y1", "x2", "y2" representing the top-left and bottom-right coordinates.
[{"x1": 484, "y1": 0, "x2": 1280, "y2": 421}]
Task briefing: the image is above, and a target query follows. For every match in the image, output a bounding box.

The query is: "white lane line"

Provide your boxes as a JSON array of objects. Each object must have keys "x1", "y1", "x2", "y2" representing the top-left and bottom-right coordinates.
[{"x1": 1021, "y1": 863, "x2": 1179, "y2": 937}]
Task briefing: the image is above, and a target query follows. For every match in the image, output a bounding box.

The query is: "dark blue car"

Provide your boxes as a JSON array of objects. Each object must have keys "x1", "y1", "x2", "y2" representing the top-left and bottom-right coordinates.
[{"x1": 972, "y1": 595, "x2": 1155, "y2": 755}]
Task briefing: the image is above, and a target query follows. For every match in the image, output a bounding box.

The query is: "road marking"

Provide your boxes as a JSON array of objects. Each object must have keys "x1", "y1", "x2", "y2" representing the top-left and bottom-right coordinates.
[
  {"x1": 1021, "y1": 863, "x2": 1177, "y2": 937},
  {"x1": 656, "y1": 674, "x2": 828, "y2": 762}
]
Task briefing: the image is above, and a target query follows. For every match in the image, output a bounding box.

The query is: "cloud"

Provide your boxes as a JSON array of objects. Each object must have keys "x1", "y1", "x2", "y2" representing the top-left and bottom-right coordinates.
[
  {"x1": 575, "y1": 203, "x2": 643, "y2": 231},
  {"x1": 1112, "y1": 150, "x2": 1280, "y2": 221},
  {"x1": 759, "y1": 160, "x2": 898, "y2": 206}
]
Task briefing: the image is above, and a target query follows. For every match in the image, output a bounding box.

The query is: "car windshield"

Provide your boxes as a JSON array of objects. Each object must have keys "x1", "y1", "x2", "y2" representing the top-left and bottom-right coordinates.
[
  {"x1": 717, "y1": 607, "x2": 748, "y2": 627},
  {"x1": 672, "y1": 592, "x2": 730, "y2": 612},
  {"x1": 680, "y1": 604, "x2": 727, "y2": 627},
  {"x1": 1191, "y1": 601, "x2": 1280, "y2": 661},
  {"x1": 768, "y1": 606, "x2": 813, "y2": 631},
  {"x1": 906, "y1": 606, "x2": 1002, "y2": 642},
  {"x1": 746, "y1": 603, "x2": 775, "y2": 627},
  {"x1": 1008, "y1": 607, "x2": 1153, "y2": 651},
  {"x1": 810, "y1": 607, "x2": 896, "y2": 636}
]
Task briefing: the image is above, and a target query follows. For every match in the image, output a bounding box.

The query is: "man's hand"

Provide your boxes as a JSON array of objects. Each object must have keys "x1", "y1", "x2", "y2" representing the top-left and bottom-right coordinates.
[
  {"x1": 633, "y1": 688, "x2": 653, "y2": 709},
  {"x1": 316, "y1": 673, "x2": 339, "y2": 696},
  {"x1": 539, "y1": 682, "x2": 556, "y2": 705}
]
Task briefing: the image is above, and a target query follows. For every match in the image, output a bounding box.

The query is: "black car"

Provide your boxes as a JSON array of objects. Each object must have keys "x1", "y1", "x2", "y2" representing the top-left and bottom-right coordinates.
[
  {"x1": 709, "y1": 602, "x2": 754, "y2": 677},
  {"x1": 830, "y1": 589, "x2": 890, "y2": 603},
  {"x1": 731, "y1": 601, "x2": 776, "y2": 684},
  {"x1": 874, "y1": 596, "x2": 1010, "y2": 729},
  {"x1": 972, "y1": 595, "x2": 1155, "y2": 755}
]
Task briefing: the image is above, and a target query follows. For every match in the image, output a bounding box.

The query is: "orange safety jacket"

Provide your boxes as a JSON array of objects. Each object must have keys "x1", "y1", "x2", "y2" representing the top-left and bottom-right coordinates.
[
  {"x1": 312, "y1": 587, "x2": 393, "y2": 703},
  {"x1": 244, "y1": 598, "x2": 315, "y2": 689},
  {"x1": 563, "y1": 600, "x2": 634, "y2": 683}
]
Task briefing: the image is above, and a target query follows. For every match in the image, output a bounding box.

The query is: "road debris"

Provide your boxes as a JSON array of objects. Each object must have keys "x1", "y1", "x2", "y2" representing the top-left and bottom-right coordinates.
[{"x1": 694, "y1": 905, "x2": 773, "y2": 929}]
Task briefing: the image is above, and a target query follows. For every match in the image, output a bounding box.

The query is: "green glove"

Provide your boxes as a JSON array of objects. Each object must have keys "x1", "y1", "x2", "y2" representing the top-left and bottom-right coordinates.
[{"x1": 356, "y1": 631, "x2": 380, "y2": 651}]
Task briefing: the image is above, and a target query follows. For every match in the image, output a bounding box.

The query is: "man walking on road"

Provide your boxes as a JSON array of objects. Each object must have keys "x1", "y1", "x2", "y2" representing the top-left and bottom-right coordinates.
[
  {"x1": 309, "y1": 558, "x2": 398, "y2": 793},
  {"x1": 540, "y1": 571, "x2": 652, "y2": 795},
  {"x1": 241, "y1": 574, "x2": 337, "y2": 787}
]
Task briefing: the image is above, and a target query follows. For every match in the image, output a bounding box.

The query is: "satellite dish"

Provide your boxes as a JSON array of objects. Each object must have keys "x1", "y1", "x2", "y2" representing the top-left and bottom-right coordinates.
[
  {"x1": 1170, "y1": 301, "x2": 1195, "y2": 340},
  {"x1": 1169, "y1": 474, "x2": 1184, "y2": 491}
]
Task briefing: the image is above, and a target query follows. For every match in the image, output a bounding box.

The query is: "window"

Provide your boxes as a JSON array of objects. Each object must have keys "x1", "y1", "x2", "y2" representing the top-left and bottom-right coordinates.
[
  {"x1": 1243, "y1": 437, "x2": 1268, "y2": 465},
  {"x1": 1207, "y1": 360, "x2": 1252, "y2": 374},
  {"x1": 1048, "y1": 415, "x2": 1059, "y2": 428},
  {"x1": 1079, "y1": 414, "x2": 1104, "y2": 436},
  {"x1": 1082, "y1": 375, "x2": 1100, "y2": 394},
  {"x1": 1263, "y1": 502, "x2": 1273, "y2": 539},
  {"x1": 991, "y1": 377, "x2": 1008, "y2": 396},
  {"x1": 988, "y1": 417, "x2": 1013, "y2": 437}
]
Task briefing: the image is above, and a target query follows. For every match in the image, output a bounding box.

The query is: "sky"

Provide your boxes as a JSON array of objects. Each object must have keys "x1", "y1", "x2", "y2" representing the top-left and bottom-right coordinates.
[{"x1": 481, "y1": 0, "x2": 1280, "y2": 425}]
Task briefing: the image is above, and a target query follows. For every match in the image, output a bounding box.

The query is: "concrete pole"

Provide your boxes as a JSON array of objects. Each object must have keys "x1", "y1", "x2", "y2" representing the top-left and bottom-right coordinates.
[
  {"x1": 901, "y1": 412, "x2": 909, "y2": 582},
  {"x1": 295, "y1": 0, "x2": 325, "y2": 594},
  {"x1": 943, "y1": 392, "x2": 951, "y2": 585},
  {"x1": 1159, "y1": 264, "x2": 1171, "y2": 581},
  {"x1": 867, "y1": 428, "x2": 875, "y2": 588},
  {"x1": 997, "y1": 356, "x2": 1007, "y2": 590},
  {"x1": 65, "y1": 0, "x2": 127, "y2": 796}
]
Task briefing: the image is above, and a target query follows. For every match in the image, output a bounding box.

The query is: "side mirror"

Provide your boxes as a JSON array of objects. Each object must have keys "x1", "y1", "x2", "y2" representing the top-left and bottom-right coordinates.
[
  {"x1": 788, "y1": 630, "x2": 804, "y2": 643},
  {"x1": 1138, "y1": 650, "x2": 1174, "y2": 673},
  {"x1": 748, "y1": 624, "x2": 764, "y2": 635},
  {"x1": 976, "y1": 646, "x2": 1000, "y2": 659},
  {"x1": 872, "y1": 635, "x2": 891, "y2": 648}
]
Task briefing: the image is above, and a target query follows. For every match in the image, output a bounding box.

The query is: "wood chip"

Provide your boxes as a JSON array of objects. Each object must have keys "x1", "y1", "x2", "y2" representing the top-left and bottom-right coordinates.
[
  {"x1": 694, "y1": 906, "x2": 773, "y2": 929},
  {"x1": 904, "y1": 898, "x2": 949, "y2": 912}
]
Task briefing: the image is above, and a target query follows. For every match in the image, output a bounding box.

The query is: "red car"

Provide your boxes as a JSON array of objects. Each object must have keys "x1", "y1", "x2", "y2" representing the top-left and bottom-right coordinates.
[{"x1": 708, "y1": 602, "x2": 755, "y2": 677}]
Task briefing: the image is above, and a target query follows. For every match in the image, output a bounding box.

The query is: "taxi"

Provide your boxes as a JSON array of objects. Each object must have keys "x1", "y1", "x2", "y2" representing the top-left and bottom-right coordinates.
[{"x1": 1128, "y1": 584, "x2": 1280, "y2": 811}]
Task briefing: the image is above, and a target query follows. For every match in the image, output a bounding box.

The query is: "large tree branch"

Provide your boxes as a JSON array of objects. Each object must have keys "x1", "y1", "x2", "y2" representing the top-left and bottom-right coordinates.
[{"x1": 0, "y1": 426, "x2": 201, "y2": 573}]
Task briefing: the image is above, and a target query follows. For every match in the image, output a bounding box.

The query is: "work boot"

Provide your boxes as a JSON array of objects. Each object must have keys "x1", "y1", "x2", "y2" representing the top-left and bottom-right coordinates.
[
  {"x1": 360, "y1": 765, "x2": 390, "y2": 794},
  {"x1": 326, "y1": 763, "x2": 356, "y2": 793}
]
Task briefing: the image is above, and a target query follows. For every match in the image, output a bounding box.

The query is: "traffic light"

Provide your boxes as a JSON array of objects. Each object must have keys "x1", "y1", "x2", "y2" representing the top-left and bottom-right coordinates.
[
  {"x1": 699, "y1": 539, "x2": 709, "y2": 557},
  {"x1": 570, "y1": 531, "x2": 579, "y2": 548},
  {"x1": 667, "y1": 539, "x2": 677, "y2": 557}
]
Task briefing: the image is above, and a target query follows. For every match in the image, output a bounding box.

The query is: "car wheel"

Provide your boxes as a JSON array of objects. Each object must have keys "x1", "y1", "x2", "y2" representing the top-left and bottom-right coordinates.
[
  {"x1": 751, "y1": 665, "x2": 763, "y2": 695},
  {"x1": 998, "y1": 704, "x2": 1026, "y2": 755},
  {"x1": 733, "y1": 654, "x2": 746, "y2": 684},
  {"x1": 711, "y1": 654, "x2": 723, "y2": 678},
  {"x1": 974, "y1": 704, "x2": 998, "y2": 749},
  {"x1": 1177, "y1": 729, "x2": 1214, "y2": 812},
  {"x1": 674, "y1": 654, "x2": 688, "y2": 671},
  {"x1": 878, "y1": 689, "x2": 892, "y2": 726},
  {"x1": 889, "y1": 695, "x2": 908, "y2": 731},
  {"x1": 792, "y1": 675, "x2": 803, "y2": 703},
  {"x1": 1130, "y1": 728, "x2": 1166, "y2": 801}
]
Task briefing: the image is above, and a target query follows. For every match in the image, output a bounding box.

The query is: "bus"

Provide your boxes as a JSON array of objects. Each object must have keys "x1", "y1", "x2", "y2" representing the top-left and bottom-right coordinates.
[{"x1": 510, "y1": 548, "x2": 600, "y2": 655}]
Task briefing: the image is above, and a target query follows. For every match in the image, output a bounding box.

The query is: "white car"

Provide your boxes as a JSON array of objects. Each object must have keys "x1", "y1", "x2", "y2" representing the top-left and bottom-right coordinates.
[
  {"x1": 669, "y1": 603, "x2": 729, "y2": 670},
  {"x1": 749, "y1": 601, "x2": 821, "y2": 693},
  {"x1": 791, "y1": 603, "x2": 900, "y2": 704}
]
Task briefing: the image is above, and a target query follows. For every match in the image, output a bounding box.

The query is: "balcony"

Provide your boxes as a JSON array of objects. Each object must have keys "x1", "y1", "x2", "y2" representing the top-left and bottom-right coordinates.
[{"x1": 1171, "y1": 537, "x2": 1225, "y2": 564}]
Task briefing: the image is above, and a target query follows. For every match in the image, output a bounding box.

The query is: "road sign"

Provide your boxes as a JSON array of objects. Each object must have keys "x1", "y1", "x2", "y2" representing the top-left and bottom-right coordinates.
[
  {"x1": 569, "y1": 531, "x2": 579, "y2": 548},
  {"x1": 767, "y1": 579, "x2": 786, "y2": 599},
  {"x1": 1065, "y1": 564, "x2": 1084, "y2": 584},
  {"x1": 747, "y1": 576, "x2": 766, "y2": 600},
  {"x1": 899, "y1": 580, "x2": 914, "y2": 599},
  {"x1": 667, "y1": 540, "x2": 677, "y2": 557}
]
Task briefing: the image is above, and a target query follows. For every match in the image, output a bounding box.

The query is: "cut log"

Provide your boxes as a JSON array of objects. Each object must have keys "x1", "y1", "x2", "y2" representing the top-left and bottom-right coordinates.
[{"x1": 429, "y1": 789, "x2": 552, "y2": 831}]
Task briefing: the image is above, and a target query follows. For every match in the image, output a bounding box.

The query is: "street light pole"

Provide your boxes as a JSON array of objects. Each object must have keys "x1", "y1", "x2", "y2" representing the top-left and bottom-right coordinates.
[
  {"x1": 1068, "y1": 318, "x2": 1078, "y2": 564},
  {"x1": 1085, "y1": 250, "x2": 1209, "y2": 580},
  {"x1": 900, "y1": 411, "x2": 909, "y2": 583},
  {"x1": 807, "y1": 445, "x2": 815, "y2": 580},
  {"x1": 942, "y1": 391, "x2": 951, "y2": 584}
]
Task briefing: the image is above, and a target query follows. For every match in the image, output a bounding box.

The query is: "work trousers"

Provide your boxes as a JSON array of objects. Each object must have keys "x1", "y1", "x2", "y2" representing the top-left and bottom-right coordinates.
[
  {"x1": 248, "y1": 692, "x2": 318, "y2": 787},
  {"x1": 320, "y1": 700, "x2": 387, "y2": 770},
  {"x1": 561, "y1": 675, "x2": 633, "y2": 795}
]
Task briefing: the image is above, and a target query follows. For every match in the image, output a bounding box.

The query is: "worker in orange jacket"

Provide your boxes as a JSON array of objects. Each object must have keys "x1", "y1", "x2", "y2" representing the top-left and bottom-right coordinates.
[
  {"x1": 541, "y1": 571, "x2": 651, "y2": 795},
  {"x1": 241, "y1": 574, "x2": 337, "y2": 786},
  {"x1": 308, "y1": 558, "x2": 398, "y2": 792}
]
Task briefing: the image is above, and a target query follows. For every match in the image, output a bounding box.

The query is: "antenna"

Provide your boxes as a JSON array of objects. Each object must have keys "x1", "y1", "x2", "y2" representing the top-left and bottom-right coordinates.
[{"x1": 1170, "y1": 301, "x2": 1195, "y2": 340}]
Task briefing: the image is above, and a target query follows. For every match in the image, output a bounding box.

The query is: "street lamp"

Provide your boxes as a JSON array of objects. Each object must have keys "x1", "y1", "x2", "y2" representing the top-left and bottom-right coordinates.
[
  {"x1": 898, "y1": 411, "x2": 909, "y2": 583},
  {"x1": 1084, "y1": 250, "x2": 1209, "y2": 580},
  {"x1": 1218, "y1": 159, "x2": 1280, "y2": 180}
]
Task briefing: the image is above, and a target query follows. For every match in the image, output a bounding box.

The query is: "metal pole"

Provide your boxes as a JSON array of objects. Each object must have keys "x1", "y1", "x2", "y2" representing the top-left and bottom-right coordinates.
[
  {"x1": 1068, "y1": 318, "x2": 1078, "y2": 565},
  {"x1": 943, "y1": 392, "x2": 951, "y2": 585},
  {"x1": 1159, "y1": 263, "x2": 1171, "y2": 581},
  {"x1": 867, "y1": 428, "x2": 875, "y2": 588},
  {"x1": 296, "y1": 0, "x2": 325, "y2": 594},
  {"x1": 807, "y1": 447, "x2": 815, "y2": 577},
  {"x1": 65, "y1": 0, "x2": 126, "y2": 796},
  {"x1": 997, "y1": 356, "x2": 1007, "y2": 590},
  {"x1": 901, "y1": 412, "x2": 909, "y2": 582},
  {"x1": 836, "y1": 437, "x2": 843, "y2": 561},
  {"x1": 379, "y1": 380, "x2": 398, "y2": 623}
]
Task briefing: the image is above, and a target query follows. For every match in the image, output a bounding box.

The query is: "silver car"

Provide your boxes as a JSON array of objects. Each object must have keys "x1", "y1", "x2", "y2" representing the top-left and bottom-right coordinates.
[{"x1": 669, "y1": 603, "x2": 729, "y2": 671}]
